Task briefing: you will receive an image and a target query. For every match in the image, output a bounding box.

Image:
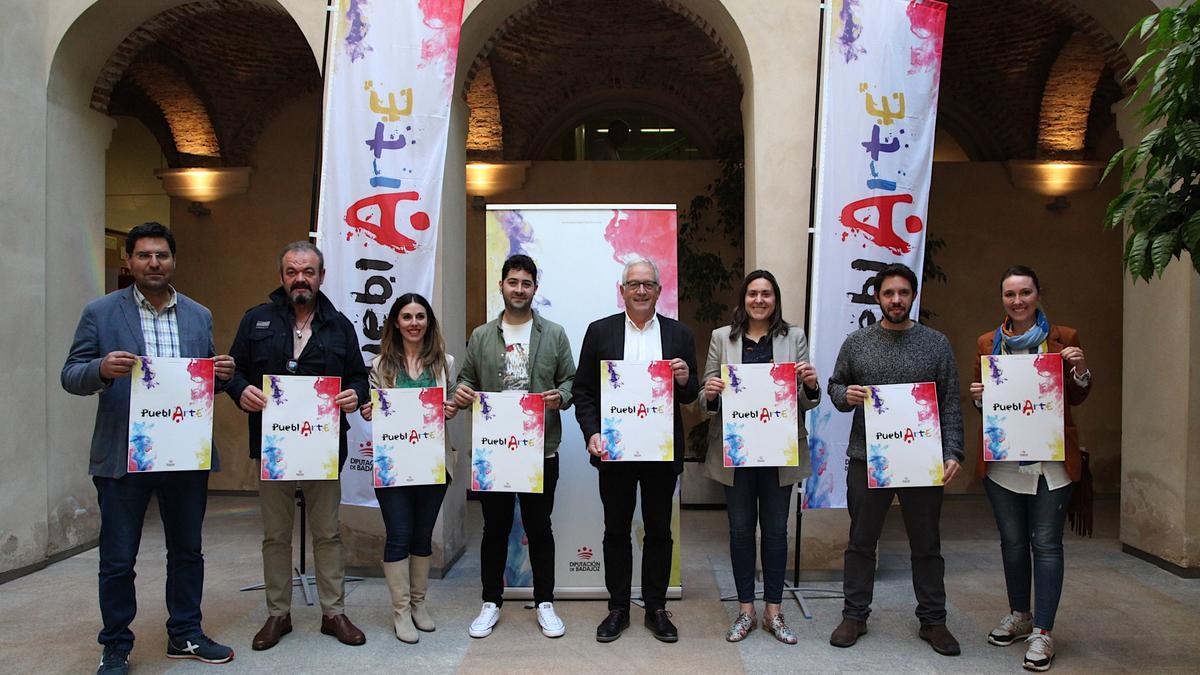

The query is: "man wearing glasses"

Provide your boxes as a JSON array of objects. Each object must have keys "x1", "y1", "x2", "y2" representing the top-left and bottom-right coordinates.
[
  {"x1": 226, "y1": 241, "x2": 370, "y2": 651},
  {"x1": 62, "y1": 222, "x2": 236, "y2": 674},
  {"x1": 574, "y1": 258, "x2": 699, "y2": 643}
]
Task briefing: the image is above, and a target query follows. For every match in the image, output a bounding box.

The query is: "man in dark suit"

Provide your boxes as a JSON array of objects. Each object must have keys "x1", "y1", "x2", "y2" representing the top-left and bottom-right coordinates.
[
  {"x1": 62, "y1": 222, "x2": 235, "y2": 675},
  {"x1": 574, "y1": 258, "x2": 699, "y2": 644}
]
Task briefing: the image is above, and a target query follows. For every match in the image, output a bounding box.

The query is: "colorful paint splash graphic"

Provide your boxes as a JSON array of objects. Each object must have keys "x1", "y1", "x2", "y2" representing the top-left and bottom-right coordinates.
[
  {"x1": 1033, "y1": 354, "x2": 1064, "y2": 403},
  {"x1": 726, "y1": 365, "x2": 745, "y2": 394},
  {"x1": 986, "y1": 356, "x2": 1006, "y2": 386},
  {"x1": 605, "y1": 361, "x2": 622, "y2": 389},
  {"x1": 419, "y1": 387, "x2": 444, "y2": 427},
  {"x1": 804, "y1": 408, "x2": 836, "y2": 508},
  {"x1": 476, "y1": 393, "x2": 495, "y2": 421},
  {"x1": 836, "y1": 0, "x2": 866, "y2": 63},
  {"x1": 647, "y1": 360, "x2": 674, "y2": 400},
  {"x1": 344, "y1": 0, "x2": 373, "y2": 62},
  {"x1": 128, "y1": 421, "x2": 155, "y2": 472},
  {"x1": 187, "y1": 359, "x2": 215, "y2": 406},
  {"x1": 376, "y1": 389, "x2": 394, "y2": 417},
  {"x1": 472, "y1": 447, "x2": 494, "y2": 490},
  {"x1": 138, "y1": 357, "x2": 158, "y2": 390},
  {"x1": 374, "y1": 447, "x2": 397, "y2": 487},
  {"x1": 268, "y1": 376, "x2": 287, "y2": 406},
  {"x1": 520, "y1": 393, "x2": 545, "y2": 435},
  {"x1": 418, "y1": 0, "x2": 463, "y2": 84},
  {"x1": 602, "y1": 417, "x2": 624, "y2": 461},
  {"x1": 770, "y1": 363, "x2": 798, "y2": 405},
  {"x1": 723, "y1": 422, "x2": 747, "y2": 467},
  {"x1": 911, "y1": 382, "x2": 938, "y2": 423},
  {"x1": 314, "y1": 377, "x2": 342, "y2": 418},
  {"x1": 867, "y1": 385, "x2": 887, "y2": 415},
  {"x1": 983, "y1": 414, "x2": 1009, "y2": 461},
  {"x1": 604, "y1": 209, "x2": 678, "y2": 317},
  {"x1": 262, "y1": 434, "x2": 287, "y2": 480},
  {"x1": 867, "y1": 449, "x2": 891, "y2": 488},
  {"x1": 906, "y1": 1, "x2": 946, "y2": 75}
]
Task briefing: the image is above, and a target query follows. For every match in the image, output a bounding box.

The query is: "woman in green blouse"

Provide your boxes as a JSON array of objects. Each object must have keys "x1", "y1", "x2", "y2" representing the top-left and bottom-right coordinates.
[{"x1": 360, "y1": 293, "x2": 456, "y2": 643}]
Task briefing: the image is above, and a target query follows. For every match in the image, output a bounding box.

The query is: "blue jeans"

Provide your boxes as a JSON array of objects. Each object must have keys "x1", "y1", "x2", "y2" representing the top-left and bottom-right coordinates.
[
  {"x1": 375, "y1": 477, "x2": 449, "y2": 562},
  {"x1": 93, "y1": 470, "x2": 209, "y2": 652},
  {"x1": 984, "y1": 476, "x2": 1074, "y2": 631},
  {"x1": 724, "y1": 468, "x2": 792, "y2": 604}
]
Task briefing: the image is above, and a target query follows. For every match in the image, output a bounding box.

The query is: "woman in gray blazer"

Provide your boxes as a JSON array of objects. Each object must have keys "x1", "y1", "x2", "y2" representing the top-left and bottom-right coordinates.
[{"x1": 696, "y1": 270, "x2": 821, "y2": 644}]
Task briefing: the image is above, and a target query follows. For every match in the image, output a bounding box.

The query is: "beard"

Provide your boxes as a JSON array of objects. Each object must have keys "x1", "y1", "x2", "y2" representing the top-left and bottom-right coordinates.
[
  {"x1": 881, "y1": 304, "x2": 910, "y2": 324},
  {"x1": 290, "y1": 284, "x2": 314, "y2": 305}
]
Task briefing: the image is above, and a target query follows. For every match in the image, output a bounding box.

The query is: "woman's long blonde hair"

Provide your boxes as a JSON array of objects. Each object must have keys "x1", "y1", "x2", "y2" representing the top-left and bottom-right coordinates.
[{"x1": 376, "y1": 293, "x2": 448, "y2": 386}]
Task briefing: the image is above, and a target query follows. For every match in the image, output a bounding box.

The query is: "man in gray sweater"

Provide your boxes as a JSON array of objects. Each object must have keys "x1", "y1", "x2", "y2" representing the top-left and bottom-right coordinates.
[{"x1": 826, "y1": 263, "x2": 964, "y2": 657}]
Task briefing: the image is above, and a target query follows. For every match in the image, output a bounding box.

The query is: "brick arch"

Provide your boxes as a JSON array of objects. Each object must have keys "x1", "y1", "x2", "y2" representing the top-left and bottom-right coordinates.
[
  {"x1": 1037, "y1": 31, "x2": 1107, "y2": 159},
  {"x1": 91, "y1": 0, "x2": 319, "y2": 166},
  {"x1": 461, "y1": 0, "x2": 743, "y2": 160},
  {"x1": 936, "y1": 0, "x2": 1132, "y2": 161}
]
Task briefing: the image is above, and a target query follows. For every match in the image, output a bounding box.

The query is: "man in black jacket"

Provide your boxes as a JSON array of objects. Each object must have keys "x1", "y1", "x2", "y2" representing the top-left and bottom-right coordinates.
[
  {"x1": 574, "y1": 258, "x2": 699, "y2": 644},
  {"x1": 227, "y1": 241, "x2": 370, "y2": 650}
]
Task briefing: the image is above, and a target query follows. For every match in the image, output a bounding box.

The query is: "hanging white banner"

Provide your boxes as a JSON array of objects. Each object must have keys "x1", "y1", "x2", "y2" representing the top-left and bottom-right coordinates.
[
  {"x1": 312, "y1": 0, "x2": 464, "y2": 507},
  {"x1": 805, "y1": 0, "x2": 947, "y2": 508}
]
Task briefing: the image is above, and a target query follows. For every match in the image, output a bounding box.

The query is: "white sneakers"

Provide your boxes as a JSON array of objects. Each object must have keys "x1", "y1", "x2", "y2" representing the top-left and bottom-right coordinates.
[
  {"x1": 467, "y1": 601, "x2": 566, "y2": 638},
  {"x1": 468, "y1": 603, "x2": 501, "y2": 638},
  {"x1": 1023, "y1": 631, "x2": 1055, "y2": 671},
  {"x1": 988, "y1": 610, "x2": 1034, "y2": 646},
  {"x1": 536, "y1": 602, "x2": 566, "y2": 638}
]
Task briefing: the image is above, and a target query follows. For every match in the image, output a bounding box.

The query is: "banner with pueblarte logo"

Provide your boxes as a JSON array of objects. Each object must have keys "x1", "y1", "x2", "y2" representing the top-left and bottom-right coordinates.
[
  {"x1": 982, "y1": 353, "x2": 1066, "y2": 462},
  {"x1": 470, "y1": 392, "x2": 546, "y2": 493},
  {"x1": 127, "y1": 356, "x2": 214, "y2": 472},
  {"x1": 260, "y1": 375, "x2": 342, "y2": 481},
  {"x1": 720, "y1": 363, "x2": 800, "y2": 468},
  {"x1": 371, "y1": 387, "x2": 447, "y2": 487},
  {"x1": 313, "y1": 0, "x2": 465, "y2": 507},
  {"x1": 600, "y1": 360, "x2": 674, "y2": 462},
  {"x1": 805, "y1": 0, "x2": 947, "y2": 508},
  {"x1": 485, "y1": 204, "x2": 682, "y2": 599},
  {"x1": 863, "y1": 382, "x2": 944, "y2": 488}
]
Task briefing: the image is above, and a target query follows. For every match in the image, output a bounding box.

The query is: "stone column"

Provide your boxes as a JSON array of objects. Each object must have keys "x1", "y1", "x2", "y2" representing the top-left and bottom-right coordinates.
[{"x1": 1114, "y1": 97, "x2": 1200, "y2": 573}]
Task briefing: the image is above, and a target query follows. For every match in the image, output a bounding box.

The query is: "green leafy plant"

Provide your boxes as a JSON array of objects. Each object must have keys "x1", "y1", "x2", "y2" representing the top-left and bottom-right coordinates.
[
  {"x1": 1103, "y1": 1, "x2": 1200, "y2": 280},
  {"x1": 920, "y1": 235, "x2": 947, "y2": 322},
  {"x1": 677, "y1": 136, "x2": 745, "y2": 323}
]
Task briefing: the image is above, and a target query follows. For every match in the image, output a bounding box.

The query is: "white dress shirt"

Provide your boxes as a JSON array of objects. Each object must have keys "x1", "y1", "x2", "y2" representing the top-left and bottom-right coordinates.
[{"x1": 623, "y1": 312, "x2": 662, "y2": 361}]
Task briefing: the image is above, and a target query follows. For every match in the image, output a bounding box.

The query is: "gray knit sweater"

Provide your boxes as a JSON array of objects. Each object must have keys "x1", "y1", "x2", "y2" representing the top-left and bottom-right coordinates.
[{"x1": 827, "y1": 322, "x2": 964, "y2": 462}]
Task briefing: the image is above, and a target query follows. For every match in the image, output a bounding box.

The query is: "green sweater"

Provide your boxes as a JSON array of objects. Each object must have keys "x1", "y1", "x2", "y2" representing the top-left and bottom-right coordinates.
[{"x1": 455, "y1": 311, "x2": 577, "y2": 456}]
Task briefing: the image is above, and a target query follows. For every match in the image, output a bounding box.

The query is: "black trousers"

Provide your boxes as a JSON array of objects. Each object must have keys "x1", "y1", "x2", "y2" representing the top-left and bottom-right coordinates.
[
  {"x1": 598, "y1": 461, "x2": 677, "y2": 613},
  {"x1": 479, "y1": 455, "x2": 560, "y2": 606},
  {"x1": 843, "y1": 458, "x2": 947, "y2": 625}
]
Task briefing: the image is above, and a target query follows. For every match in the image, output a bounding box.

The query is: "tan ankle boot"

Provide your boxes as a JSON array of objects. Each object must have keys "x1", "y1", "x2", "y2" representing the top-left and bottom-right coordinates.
[
  {"x1": 409, "y1": 554, "x2": 436, "y2": 632},
  {"x1": 382, "y1": 560, "x2": 419, "y2": 643}
]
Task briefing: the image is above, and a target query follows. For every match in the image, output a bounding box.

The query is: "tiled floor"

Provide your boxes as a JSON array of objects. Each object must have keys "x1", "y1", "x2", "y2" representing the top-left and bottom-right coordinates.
[{"x1": 2, "y1": 495, "x2": 1198, "y2": 674}]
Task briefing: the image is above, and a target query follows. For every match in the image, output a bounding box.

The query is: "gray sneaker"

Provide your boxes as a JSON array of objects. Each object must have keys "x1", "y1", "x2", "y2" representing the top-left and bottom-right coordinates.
[
  {"x1": 989, "y1": 611, "x2": 1033, "y2": 646},
  {"x1": 1023, "y1": 631, "x2": 1055, "y2": 671},
  {"x1": 97, "y1": 646, "x2": 129, "y2": 675}
]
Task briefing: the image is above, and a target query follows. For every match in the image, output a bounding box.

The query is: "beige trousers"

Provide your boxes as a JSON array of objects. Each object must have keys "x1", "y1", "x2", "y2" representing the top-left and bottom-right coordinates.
[{"x1": 258, "y1": 478, "x2": 345, "y2": 616}]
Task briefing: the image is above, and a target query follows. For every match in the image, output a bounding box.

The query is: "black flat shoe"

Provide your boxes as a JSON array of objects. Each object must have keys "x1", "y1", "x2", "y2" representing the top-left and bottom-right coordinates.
[
  {"x1": 596, "y1": 609, "x2": 630, "y2": 643},
  {"x1": 645, "y1": 609, "x2": 678, "y2": 643}
]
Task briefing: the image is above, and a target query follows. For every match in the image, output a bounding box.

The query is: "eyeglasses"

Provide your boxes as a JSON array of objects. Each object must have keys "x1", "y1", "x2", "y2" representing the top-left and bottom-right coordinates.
[
  {"x1": 131, "y1": 252, "x2": 173, "y2": 262},
  {"x1": 623, "y1": 281, "x2": 659, "y2": 291}
]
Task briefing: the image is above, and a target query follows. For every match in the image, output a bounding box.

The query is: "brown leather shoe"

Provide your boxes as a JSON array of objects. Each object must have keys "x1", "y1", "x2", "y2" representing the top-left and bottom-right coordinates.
[
  {"x1": 251, "y1": 614, "x2": 292, "y2": 651},
  {"x1": 919, "y1": 623, "x2": 961, "y2": 656},
  {"x1": 320, "y1": 614, "x2": 367, "y2": 646},
  {"x1": 829, "y1": 618, "x2": 867, "y2": 648}
]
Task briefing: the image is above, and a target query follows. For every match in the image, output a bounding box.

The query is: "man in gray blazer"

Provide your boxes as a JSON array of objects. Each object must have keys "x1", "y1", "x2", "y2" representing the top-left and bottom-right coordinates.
[{"x1": 62, "y1": 223, "x2": 235, "y2": 675}]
